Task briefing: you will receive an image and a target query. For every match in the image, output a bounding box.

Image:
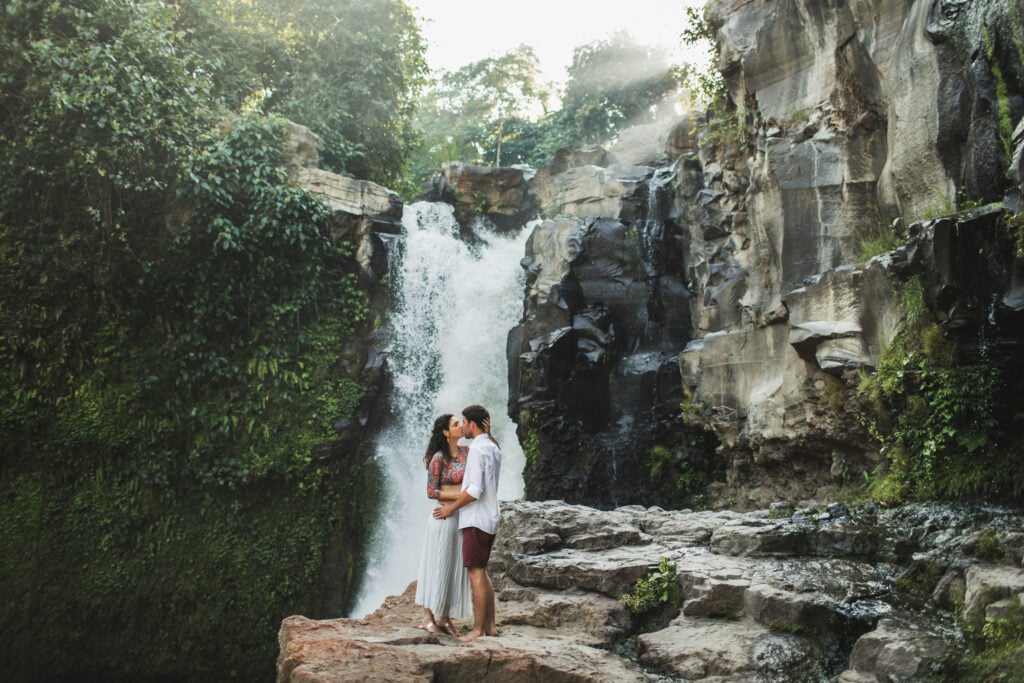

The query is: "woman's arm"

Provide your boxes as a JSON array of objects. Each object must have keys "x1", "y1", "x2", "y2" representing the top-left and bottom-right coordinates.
[
  {"x1": 426, "y1": 454, "x2": 442, "y2": 499},
  {"x1": 436, "y1": 484, "x2": 461, "y2": 502}
]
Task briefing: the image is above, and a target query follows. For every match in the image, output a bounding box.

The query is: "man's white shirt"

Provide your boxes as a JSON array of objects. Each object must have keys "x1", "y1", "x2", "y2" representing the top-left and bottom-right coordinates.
[{"x1": 459, "y1": 433, "x2": 502, "y2": 534}]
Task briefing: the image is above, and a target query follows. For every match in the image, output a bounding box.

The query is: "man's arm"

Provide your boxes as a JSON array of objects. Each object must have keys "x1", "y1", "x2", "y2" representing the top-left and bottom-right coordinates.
[
  {"x1": 433, "y1": 443, "x2": 483, "y2": 519},
  {"x1": 432, "y1": 490, "x2": 476, "y2": 519}
]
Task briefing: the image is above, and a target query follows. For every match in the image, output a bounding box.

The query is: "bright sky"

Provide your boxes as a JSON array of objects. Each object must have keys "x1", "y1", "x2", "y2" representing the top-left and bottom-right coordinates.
[{"x1": 411, "y1": 0, "x2": 709, "y2": 87}]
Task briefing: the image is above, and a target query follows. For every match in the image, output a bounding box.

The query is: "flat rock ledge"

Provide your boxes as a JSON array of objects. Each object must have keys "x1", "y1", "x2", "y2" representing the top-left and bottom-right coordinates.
[{"x1": 278, "y1": 501, "x2": 1024, "y2": 682}]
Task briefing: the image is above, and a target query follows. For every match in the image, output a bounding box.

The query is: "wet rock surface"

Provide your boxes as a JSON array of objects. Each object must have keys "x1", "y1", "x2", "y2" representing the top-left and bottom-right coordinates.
[
  {"x1": 508, "y1": 165, "x2": 716, "y2": 509},
  {"x1": 419, "y1": 161, "x2": 536, "y2": 233},
  {"x1": 279, "y1": 500, "x2": 1024, "y2": 682},
  {"x1": 500, "y1": 0, "x2": 1024, "y2": 510}
]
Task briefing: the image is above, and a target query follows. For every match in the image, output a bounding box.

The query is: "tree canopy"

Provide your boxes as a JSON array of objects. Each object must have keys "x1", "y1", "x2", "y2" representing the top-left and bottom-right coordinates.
[
  {"x1": 0, "y1": 0, "x2": 420, "y2": 679},
  {"x1": 409, "y1": 45, "x2": 551, "y2": 186},
  {"x1": 406, "y1": 33, "x2": 690, "y2": 187},
  {"x1": 560, "y1": 31, "x2": 686, "y2": 144},
  {"x1": 177, "y1": 0, "x2": 428, "y2": 186}
]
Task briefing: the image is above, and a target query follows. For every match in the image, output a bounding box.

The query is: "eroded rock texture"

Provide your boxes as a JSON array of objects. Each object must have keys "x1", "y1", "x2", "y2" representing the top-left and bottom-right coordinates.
[
  {"x1": 280, "y1": 500, "x2": 1024, "y2": 682},
  {"x1": 680, "y1": 0, "x2": 1024, "y2": 507},
  {"x1": 419, "y1": 161, "x2": 537, "y2": 233},
  {"x1": 504, "y1": 0, "x2": 1024, "y2": 509},
  {"x1": 509, "y1": 147, "x2": 718, "y2": 508}
]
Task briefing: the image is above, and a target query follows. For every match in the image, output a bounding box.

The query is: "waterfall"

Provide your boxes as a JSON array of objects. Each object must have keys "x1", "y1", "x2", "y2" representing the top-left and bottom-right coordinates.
[
  {"x1": 639, "y1": 166, "x2": 673, "y2": 278},
  {"x1": 348, "y1": 202, "x2": 529, "y2": 617}
]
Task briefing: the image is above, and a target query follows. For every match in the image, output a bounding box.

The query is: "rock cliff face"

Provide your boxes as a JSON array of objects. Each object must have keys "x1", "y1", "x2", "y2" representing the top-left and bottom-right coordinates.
[
  {"x1": 505, "y1": 0, "x2": 1024, "y2": 508},
  {"x1": 506, "y1": 118, "x2": 719, "y2": 509},
  {"x1": 278, "y1": 500, "x2": 1024, "y2": 682}
]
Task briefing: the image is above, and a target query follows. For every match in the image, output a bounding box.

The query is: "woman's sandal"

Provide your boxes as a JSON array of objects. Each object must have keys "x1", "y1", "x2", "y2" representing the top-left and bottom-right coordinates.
[{"x1": 420, "y1": 621, "x2": 443, "y2": 634}]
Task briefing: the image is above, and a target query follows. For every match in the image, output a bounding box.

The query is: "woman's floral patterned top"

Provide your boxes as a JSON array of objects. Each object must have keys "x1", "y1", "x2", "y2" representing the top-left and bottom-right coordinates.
[{"x1": 426, "y1": 445, "x2": 467, "y2": 499}]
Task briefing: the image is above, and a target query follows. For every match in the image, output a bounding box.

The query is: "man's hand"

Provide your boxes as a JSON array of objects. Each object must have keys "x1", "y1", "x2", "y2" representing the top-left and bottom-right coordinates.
[{"x1": 433, "y1": 504, "x2": 453, "y2": 520}]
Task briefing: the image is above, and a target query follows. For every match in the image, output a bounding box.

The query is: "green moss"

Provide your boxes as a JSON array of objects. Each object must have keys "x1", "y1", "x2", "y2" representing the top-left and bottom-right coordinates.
[
  {"x1": 646, "y1": 442, "x2": 714, "y2": 507},
  {"x1": 982, "y1": 22, "x2": 1014, "y2": 160},
  {"x1": 974, "y1": 528, "x2": 1008, "y2": 562},
  {"x1": 0, "y1": 453, "x2": 382, "y2": 680},
  {"x1": 679, "y1": 398, "x2": 703, "y2": 425},
  {"x1": 1010, "y1": 212, "x2": 1024, "y2": 260},
  {"x1": 895, "y1": 560, "x2": 945, "y2": 599},
  {"x1": 941, "y1": 600, "x2": 1024, "y2": 682},
  {"x1": 769, "y1": 619, "x2": 816, "y2": 637},
  {"x1": 858, "y1": 275, "x2": 1024, "y2": 503},
  {"x1": 522, "y1": 427, "x2": 541, "y2": 467}
]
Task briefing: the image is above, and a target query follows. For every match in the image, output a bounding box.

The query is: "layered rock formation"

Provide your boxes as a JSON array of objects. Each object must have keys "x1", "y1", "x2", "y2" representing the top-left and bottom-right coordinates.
[
  {"x1": 504, "y1": 115, "x2": 721, "y2": 509},
  {"x1": 419, "y1": 161, "x2": 537, "y2": 233},
  {"x1": 279, "y1": 500, "x2": 1024, "y2": 681},
  {"x1": 681, "y1": 0, "x2": 1024, "y2": 506},
  {"x1": 502, "y1": 0, "x2": 1024, "y2": 508}
]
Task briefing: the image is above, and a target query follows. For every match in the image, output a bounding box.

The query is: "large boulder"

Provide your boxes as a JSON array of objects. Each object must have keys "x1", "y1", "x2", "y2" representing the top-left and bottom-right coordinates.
[
  {"x1": 527, "y1": 159, "x2": 649, "y2": 221},
  {"x1": 507, "y1": 203, "x2": 714, "y2": 507},
  {"x1": 276, "y1": 583, "x2": 647, "y2": 683},
  {"x1": 420, "y1": 161, "x2": 536, "y2": 232}
]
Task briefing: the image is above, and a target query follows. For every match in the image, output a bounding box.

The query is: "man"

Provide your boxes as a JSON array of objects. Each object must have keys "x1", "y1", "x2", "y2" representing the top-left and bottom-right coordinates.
[{"x1": 432, "y1": 404, "x2": 502, "y2": 643}]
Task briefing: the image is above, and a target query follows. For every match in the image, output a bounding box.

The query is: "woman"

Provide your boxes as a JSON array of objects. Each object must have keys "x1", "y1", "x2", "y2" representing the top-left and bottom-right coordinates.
[{"x1": 414, "y1": 413, "x2": 471, "y2": 635}]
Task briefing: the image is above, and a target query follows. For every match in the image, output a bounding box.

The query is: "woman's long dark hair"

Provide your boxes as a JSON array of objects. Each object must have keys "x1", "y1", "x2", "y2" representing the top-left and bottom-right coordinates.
[{"x1": 423, "y1": 413, "x2": 455, "y2": 468}]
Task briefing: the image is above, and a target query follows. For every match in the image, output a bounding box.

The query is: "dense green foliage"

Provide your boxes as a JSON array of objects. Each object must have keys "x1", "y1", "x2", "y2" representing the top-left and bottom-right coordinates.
[
  {"x1": 412, "y1": 46, "x2": 549, "y2": 175},
  {"x1": 176, "y1": 0, "x2": 427, "y2": 187},
  {"x1": 406, "y1": 32, "x2": 691, "y2": 193},
  {"x1": 0, "y1": 0, "x2": 420, "y2": 678},
  {"x1": 860, "y1": 277, "x2": 1024, "y2": 503},
  {"x1": 940, "y1": 600, "x2": 1024, "y2": 682}
]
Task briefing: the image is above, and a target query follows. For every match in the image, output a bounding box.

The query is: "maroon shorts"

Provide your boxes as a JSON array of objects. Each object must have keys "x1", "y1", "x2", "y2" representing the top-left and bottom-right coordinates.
[{"x1": 461, "y1": 526, "x2": 496, "y2": 568}]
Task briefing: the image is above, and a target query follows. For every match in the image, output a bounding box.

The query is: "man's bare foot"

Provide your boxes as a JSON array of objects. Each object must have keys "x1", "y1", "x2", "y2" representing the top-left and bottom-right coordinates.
[
  {"x1": 459, "y1": 628, "x2": 484, "y2": 643},
  {"x1": 486, "y1": 629, "x2": 498, "y2": 637}
]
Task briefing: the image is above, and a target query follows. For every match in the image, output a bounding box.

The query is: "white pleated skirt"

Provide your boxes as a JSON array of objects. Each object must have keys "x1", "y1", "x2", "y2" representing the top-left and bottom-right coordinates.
[{"x1": 414, "y1": 511, "x2": 471, "y2": 618}]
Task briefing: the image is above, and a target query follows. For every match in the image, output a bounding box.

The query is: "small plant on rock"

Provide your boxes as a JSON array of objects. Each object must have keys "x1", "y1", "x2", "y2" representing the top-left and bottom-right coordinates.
[{"x1": 620, "y1": 556, "x2": 681, "y2": 615}]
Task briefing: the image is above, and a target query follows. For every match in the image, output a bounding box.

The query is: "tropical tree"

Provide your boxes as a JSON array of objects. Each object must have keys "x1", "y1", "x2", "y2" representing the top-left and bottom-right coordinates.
[
  {"x1": 410, "y1": 45, "x2": 550, "y2": 185},
  {"x1": 0, "y1": 0, "x2": 418, "y2": 678},
  {"x1": 559, "y1": 31, "x2": 685, "y2": 144},
  {"x1": 177, "y1": 0, "x2": 428, "y2": 186}
]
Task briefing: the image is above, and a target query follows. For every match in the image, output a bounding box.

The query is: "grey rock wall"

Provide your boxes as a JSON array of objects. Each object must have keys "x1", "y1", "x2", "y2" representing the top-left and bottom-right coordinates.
[
  {"x1": 503, "y1": 0, "x2": 1024, "y2": 509},
  {"x1": 677, "y1": 0, "x2": 1024, "y2": 507}
]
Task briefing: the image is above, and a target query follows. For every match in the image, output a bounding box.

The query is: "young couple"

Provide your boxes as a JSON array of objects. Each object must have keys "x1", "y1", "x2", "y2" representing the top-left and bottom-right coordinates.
[{"x1": 414, "y1": 404, "x2": 502, "y2": 644}]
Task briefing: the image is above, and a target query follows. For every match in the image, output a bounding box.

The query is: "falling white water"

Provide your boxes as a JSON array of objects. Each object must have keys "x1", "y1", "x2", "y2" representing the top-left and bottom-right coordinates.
[{"x1": 348, "y1": 202, "x2": 529, "y2": 618}]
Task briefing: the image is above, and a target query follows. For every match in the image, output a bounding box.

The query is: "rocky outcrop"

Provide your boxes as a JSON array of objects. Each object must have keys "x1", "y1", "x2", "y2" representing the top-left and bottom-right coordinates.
[
  {"x1": 497, "y1": 0, "x2": 1024, "y2": 508},
  {"x1": 508, "y1": 166, "x2": 718, "y2": 508},
  {"x1": 287, "y1": 125, "x2": 403, "y2": 288},
  {"x1": 638, "y1": 0, "x2": 1024, "y2": 507},
  {"x1": 280, "y1": 500, "x2": 1024, "y2": 681},
  {"x1": 419, "y1": 161, "x2": 537, "y2": 232}
]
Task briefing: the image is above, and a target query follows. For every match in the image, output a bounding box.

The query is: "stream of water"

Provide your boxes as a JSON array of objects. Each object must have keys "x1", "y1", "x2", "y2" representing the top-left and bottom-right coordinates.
[{"x1": 348, "y1": 202, "x2": 529, "y2": 617}]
